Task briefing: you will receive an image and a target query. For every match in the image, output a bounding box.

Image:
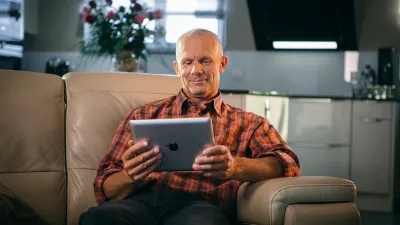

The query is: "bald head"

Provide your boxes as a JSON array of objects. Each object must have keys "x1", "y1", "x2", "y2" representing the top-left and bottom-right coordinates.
[
  {"x1": 172, "y1": 28, "x2": 228, "y2": 102},
  {"x1": 175, "y1": 29, "x2": 223, "y2": 60}
]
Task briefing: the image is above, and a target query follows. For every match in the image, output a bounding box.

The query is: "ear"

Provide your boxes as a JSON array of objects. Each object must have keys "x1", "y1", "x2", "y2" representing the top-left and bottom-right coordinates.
[
  {"x1": 219, "y1": 56, "x2": 228, "y2": 74},
  {"x1": 173, "y1": 60, "x2": 180, "y2": 76}
]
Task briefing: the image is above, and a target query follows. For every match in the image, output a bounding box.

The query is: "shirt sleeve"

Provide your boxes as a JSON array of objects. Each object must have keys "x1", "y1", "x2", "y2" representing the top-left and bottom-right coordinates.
[
  {"x1": 93, "y1": 110, "x2": 135, "y2": 204},
  {"x1": 248, "y1": 118, "x2": 300, "y2": 177}
]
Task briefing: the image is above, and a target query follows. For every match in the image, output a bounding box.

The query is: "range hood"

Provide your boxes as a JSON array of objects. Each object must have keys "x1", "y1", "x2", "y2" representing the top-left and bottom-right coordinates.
[{"x1": 247, "y1": 0, "x2": 357, "y2": 50}]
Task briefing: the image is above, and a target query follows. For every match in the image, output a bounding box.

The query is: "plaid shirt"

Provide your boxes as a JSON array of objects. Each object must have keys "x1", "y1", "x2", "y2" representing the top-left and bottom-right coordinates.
[{"x1": 94, "y1": 89, "x2": 300, "y2": 213}]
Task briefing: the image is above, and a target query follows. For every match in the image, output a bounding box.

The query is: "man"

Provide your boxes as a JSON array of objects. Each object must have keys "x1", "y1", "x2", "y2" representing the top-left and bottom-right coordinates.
[{"x1": 80, "y1": 28, "x2": 300, "y2": 225}]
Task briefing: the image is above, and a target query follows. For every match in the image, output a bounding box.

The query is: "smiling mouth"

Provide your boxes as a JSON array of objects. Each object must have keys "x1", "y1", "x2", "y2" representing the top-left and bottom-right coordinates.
[{"x1": 191, "y1": 80, "x2": 206, "y2": 83}]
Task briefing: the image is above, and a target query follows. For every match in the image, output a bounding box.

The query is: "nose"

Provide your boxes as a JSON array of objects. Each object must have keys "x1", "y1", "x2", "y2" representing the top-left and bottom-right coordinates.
[{"x1": 190, "y1": 61, "x2": 203, "y2": 75}]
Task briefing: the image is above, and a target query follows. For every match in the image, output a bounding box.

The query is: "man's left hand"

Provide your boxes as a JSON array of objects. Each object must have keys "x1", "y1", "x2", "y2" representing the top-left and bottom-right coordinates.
[{"x1": 192, "y1": 145, "x2": 236, "y2": 180}]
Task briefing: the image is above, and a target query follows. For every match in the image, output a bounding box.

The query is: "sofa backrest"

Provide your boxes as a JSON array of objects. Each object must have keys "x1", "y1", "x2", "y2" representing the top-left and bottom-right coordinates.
[
  {"x1": 63, "y1": 72, "x2": 181, "y2": 225},
  {"x1": 0, "y1": 70, "x2": 66, "y2": 225}
]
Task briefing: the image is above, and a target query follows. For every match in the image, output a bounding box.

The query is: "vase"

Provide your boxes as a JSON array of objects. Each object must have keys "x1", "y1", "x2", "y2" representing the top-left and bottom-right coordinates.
[{"x1": 111, "y1": 50, "x2": 146, "y2": 73}]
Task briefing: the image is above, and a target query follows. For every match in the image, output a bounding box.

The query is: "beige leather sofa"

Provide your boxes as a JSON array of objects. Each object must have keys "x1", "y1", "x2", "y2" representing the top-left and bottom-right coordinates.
[{"x1": 0, "y1": 70, "x2": 361, "y2": 225}]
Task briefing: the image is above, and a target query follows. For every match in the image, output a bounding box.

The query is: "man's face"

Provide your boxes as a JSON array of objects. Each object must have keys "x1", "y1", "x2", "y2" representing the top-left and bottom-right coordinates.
[{"x1": 173, "y1": 34, "x2": 228, "y2": 100}]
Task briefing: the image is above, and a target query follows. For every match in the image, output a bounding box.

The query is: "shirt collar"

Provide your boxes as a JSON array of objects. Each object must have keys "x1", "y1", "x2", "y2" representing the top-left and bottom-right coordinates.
[{"x1": 175, "y1": 89, "x2": 223, "y2": 116}]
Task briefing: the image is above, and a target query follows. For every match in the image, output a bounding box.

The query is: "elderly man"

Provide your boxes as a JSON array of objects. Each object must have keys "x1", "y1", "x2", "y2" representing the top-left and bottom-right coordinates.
[{"x1": 79, "y1": 28, "x2": 300, "y2": 225}]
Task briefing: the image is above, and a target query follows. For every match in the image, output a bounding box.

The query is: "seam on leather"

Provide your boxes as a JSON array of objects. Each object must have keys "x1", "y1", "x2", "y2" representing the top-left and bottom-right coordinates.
[
  {"x1": 269, "y1": 184, "x2": 355, "y2": 225},
  {"x1": 68, "y1": 89, "x2": 177, "y2": 95},
  {"x1": 289, "y1": 205, "x2": 295, "y2": 225},
  {"x1": 0, "y1": 170, "x2": 65, "y2": 174},
  {"x1": 67, "y1": 168, "x2": 97, "y2": 170}
]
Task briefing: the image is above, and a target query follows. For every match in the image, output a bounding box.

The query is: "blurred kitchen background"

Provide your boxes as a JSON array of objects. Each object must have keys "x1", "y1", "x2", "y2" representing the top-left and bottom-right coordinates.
[{"x1": 1, "y1": 0, "x2": 399, "y2": 224}]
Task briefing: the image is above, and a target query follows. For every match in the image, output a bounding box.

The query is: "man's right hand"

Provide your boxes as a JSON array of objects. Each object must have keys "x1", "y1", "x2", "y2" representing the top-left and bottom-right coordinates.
[{"x1": 122, "y1": 140, "x2": 162, "y2": 183}]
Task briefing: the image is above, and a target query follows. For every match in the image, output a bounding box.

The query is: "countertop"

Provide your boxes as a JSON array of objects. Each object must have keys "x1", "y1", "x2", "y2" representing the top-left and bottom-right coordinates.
[{"x1": 220, "y1": 89, "x2": 398, "y2": 102}]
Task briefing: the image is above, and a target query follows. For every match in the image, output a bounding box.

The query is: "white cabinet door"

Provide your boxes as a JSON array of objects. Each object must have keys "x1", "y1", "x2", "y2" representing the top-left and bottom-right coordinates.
[
  {"x1": 287, "y1": 99, "x2": 352, "y2": 145},
  {"x1": 221, "y1": 94, "x2": 244, "y2": 109},
  {"x1": 351, "y1": 110, "x2": 393, "y2": 194},
  {"x1": 290, "y1": 143, "x2": 350, "y2": 179},
  {"x1": 353, "y1": 101, "x2": 393, "y2": 120},
  {"x1": 244, "y1": 95, "x2": 289, "y2": 139}
]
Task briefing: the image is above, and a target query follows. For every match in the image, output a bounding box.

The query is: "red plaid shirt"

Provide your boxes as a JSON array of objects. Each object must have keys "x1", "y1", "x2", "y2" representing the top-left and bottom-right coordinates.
[{"x1": 94, "y1": 89, "x2": 300, "y2": 213}]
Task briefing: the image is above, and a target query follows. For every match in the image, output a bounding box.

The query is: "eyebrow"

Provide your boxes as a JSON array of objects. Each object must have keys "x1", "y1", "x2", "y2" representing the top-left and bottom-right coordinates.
[{"x1": 180, "y1": 56, "x2": 213, "y2": 64}]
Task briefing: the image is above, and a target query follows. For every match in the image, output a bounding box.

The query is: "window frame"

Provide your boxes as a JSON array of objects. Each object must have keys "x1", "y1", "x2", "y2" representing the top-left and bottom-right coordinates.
[
  {"x1": 82, "y1": 0, "x2": 225, "y2": 54},
  {"x1": 148, "y1": 0, "x2": 225, "y2": 53}
]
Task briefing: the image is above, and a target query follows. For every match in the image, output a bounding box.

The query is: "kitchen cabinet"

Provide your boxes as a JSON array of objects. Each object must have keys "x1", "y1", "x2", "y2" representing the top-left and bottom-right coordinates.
[
  {"x1": 351, "y1": 101, "x2": 394, "y2": 195},
  {"x1": 287, "y1": 98, "x2": 352, "y2": 179},
  {"x1": 0, "y1": 0, "x2": 24, "y2": 42},
  {"x1": 220, "y1": 93, "x2": 244, "y2": 109},
  {"x1": 221, "y1": 93, "x2": 400, "y2": 212},
  {"x1": 221, "y1": 93, "x2": 352, "y2": 179},
  {"x1": 221, "y1": 94, "x2": 289, "y2": 138},
  {"x1": 350, "y1": 100, "x2": 399, "y2": 212},
  {"x1": 287, "y1": 98, "x2": 352, "y2": 145},
  {"x1": 290, "y1": 144, "x2": 350, "y2": 179}
]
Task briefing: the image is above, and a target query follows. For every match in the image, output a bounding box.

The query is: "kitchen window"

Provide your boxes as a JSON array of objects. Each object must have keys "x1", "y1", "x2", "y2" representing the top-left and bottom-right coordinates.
[{"x1": 86, "y1": 0, "x2": 225, "y2": 53}]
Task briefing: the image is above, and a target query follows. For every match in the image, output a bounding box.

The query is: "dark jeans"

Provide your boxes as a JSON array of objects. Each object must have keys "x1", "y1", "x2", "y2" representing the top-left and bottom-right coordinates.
[{"x1": 79, "y1": 190, "x2": 234, "y2": 225}]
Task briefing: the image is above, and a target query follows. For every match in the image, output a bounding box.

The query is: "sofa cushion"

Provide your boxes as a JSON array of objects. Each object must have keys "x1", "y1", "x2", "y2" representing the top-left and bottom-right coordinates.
[
  {"x1": 0, "y1": 70, "x2": 66, "y2": 225},
  {"x1": 63, "y1": 72, "x2": 181, "y2": 225},
  {"x1": 0, "y1": 178, "x2": 53, "y2": 225},
  {"x1": 0, "y1": 70, "x2": 65, "y2": 173}
]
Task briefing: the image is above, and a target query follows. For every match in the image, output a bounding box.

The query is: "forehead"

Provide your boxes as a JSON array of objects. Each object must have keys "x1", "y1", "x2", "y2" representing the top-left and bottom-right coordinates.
[{"x1": 177, "y1": 35, "x2": 219, "y2": 59}]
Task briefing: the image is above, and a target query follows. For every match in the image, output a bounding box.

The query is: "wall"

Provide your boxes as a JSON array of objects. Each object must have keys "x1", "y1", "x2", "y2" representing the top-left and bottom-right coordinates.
[
  {"x1": 223, "y1": 0, "x2": 255, "y2": 51},
  {"x1": 24, "y1": 0, "x2": 82, "y2": 51},
  {"x1": 19, "y1": 0, "x2": 398, "y2": 97},
  {"x1": 356, "y1": 0, "x2": 400, "y2": 51}
]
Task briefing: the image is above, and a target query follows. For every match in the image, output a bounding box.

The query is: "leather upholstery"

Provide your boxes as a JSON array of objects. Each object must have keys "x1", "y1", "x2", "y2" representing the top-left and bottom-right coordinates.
[
  {"x1": 0, "y1": 173, "x2": 66, "y2": 225},
  {"x1": 0, "y1": 70, "x2": 65, "y2": 173},
  {"x1": 237, "y1": 176, "x2": 357, "y2": 225},
  {"x1": 67, "y1": 169, "x2": 97, "y2": 225},
  {"x1": 284, "y1": 203, "x2": 360, "y2": 225},
  {"x1": 0, "y1": 182, "x2": 51, "y2": 225},
  {"x1": 63, "y1": 72, "x2": 182, "y2": 225},
  {"x1": 0, "y1": 69, "x2": 361, "y2": 225},
  {"x1": 0, "y1": 70, "x2": 65, "y2": 225}
]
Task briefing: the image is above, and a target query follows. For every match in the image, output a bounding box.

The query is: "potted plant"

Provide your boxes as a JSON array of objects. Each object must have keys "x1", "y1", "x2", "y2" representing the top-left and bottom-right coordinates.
[{"x1": 82, "y1": 0, "x2": 164, "y2": 72}]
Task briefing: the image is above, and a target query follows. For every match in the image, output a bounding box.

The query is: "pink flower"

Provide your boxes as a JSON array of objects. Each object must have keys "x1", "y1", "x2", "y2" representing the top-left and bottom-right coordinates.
[
  {"x1": 83, "y1": 14, "x2": 96, "y2": 24},
  {"x1": 107, "y1": 11, "x2": 116, "y2": 19},
  {"x1": 82, "y1": 7, "x2": 90, "y2": 14},
  {"x1": 154, "y1": 10, "x2": 162, "y2": 19},
  {"x1": 134, "y1": 14, "x2": 145, "y2": 24}
]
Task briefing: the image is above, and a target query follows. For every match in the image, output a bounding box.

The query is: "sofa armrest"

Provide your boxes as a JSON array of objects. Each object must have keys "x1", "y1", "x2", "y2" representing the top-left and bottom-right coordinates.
[{"x1": 236, "y1": 176, "x2": 357, "y2": 225}]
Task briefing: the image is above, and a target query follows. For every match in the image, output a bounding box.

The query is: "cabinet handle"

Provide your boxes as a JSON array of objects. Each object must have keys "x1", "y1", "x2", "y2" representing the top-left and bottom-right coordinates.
[
  {"x1": 293, "y1": 99, "x2": 332, "y2": 103},
  {"x1": 265, "y1": 99, "x2": 270, "y2": 119},
  {"x1": 288, "y1": 143, "x2": 347, "y2": 148},
  {"x1": 361, "y1": 117, "x2": 384, "y2": 123}
]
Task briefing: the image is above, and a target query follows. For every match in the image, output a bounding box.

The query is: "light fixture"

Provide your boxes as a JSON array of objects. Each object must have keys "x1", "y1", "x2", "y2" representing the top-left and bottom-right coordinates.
[{"x1": 272, "y1": 41, "x2": 338, "y2": 49}]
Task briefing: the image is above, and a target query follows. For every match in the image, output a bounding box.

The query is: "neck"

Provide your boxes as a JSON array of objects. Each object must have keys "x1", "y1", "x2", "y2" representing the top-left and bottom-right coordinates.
[{"x1": 183, "y1": 89, "x2": 219, "y2": 104}]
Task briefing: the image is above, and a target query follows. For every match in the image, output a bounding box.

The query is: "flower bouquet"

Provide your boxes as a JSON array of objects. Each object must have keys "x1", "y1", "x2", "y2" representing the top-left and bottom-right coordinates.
[{"x1": 82, "y1": 0, "x2": 164, "y2": 72}]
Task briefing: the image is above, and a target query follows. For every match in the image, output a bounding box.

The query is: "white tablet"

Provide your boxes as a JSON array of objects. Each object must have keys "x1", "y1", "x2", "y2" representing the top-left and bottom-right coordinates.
[{"x1": 129, "y1": 117, "x2": 215, "y2": 171}]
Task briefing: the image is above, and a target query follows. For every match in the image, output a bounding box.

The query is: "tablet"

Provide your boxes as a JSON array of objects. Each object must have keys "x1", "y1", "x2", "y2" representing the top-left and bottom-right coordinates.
[{"x1": 129, "y1": 117, "x2": 215, "y2": 172}]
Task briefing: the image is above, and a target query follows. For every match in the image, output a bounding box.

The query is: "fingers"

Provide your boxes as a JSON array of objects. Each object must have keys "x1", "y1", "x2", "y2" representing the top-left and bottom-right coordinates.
[
  {"x1": 194, "y1": 154, "x2": 227, "y2": 165},
  {"x1": 132, "y1": 160, "x2": 161, "y2": 181},
  {"x1": 124, "y1": 146, "x2": 160, "y2": 170},
  {"x1": 202, "y1": 145, "x2": 229, "y2": 156},
  {"x1": 127, "y1": 140, "x2": 134, "y2": 146},
  {"x1": 126, "y1": 152, "x2": 162, "y2": 177},
  {"x1": 122, "y1": 141, "x2": 149, "y2": 162},
  {"x1": 193, "y1": 161, "x2": 227, "y2": 171}
]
